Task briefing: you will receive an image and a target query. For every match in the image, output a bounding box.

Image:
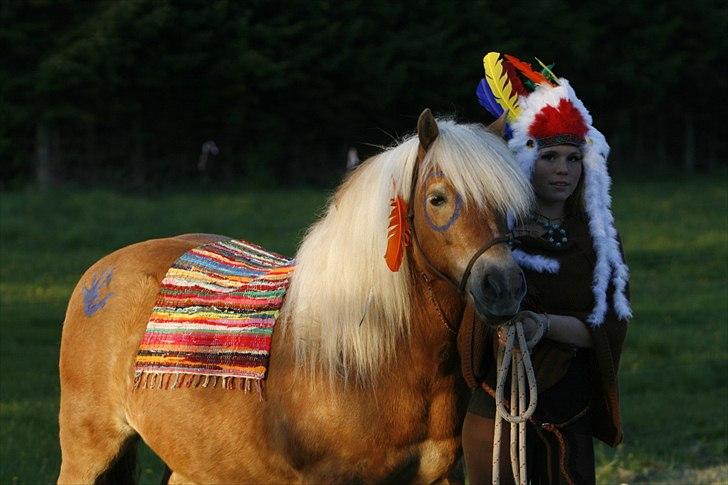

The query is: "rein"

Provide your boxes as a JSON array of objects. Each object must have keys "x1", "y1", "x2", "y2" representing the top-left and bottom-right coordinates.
[
  {"x1": 481, "y1": 373, "x2": 584, "y2": 485},
  {"x1": 491, "y1": 323, "x2": 540, "y2": 485}
]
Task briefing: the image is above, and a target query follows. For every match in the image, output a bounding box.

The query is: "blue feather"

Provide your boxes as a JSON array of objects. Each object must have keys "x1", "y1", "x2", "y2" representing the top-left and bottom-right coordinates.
[{"x1": 476, "y1": 78, "x2": 504, "y2": 119}]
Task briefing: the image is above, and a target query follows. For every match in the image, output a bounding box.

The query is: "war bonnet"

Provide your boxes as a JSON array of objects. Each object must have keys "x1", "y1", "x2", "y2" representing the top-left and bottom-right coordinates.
[{"x1": 476, "y1": 52, "x2": 631, "y2": 325}]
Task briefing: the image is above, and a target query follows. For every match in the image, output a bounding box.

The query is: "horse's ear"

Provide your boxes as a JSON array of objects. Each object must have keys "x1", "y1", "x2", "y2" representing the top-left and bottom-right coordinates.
[
  {"x1": 417, "y1": 109, "x2": 439, "y2": 151},
  {"x1": 486, "y1": 112, "x2": 508, "y2": 138}
]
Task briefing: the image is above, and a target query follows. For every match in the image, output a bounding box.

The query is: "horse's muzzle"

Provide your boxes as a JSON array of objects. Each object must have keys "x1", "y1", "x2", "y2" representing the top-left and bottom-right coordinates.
[{"x1": 467, "y1": 261, "x2": 526, "y2": 324}]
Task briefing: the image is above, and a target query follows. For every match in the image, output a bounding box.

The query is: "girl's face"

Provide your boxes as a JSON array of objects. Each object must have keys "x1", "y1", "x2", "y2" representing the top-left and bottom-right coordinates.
[{"x1": 531, "y1": 145, "x2": 583, "y2": 205}]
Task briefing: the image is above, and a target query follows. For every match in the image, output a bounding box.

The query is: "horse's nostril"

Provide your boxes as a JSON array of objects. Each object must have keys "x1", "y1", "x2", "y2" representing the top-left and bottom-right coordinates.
[{"x1": 484, "y1": 274, "x2": 503, "y2": 299}]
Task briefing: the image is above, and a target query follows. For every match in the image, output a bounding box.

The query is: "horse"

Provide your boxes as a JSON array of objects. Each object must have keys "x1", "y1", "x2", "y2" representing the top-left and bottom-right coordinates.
[{"x1": 57, "y1": 110, "x2": 533, "y2": 484}]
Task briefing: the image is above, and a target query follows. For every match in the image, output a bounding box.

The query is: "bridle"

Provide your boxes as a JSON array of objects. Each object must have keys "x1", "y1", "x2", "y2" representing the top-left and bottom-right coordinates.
[{"x1": 406, "y1": 146, "x2": 516, "y2": 303}]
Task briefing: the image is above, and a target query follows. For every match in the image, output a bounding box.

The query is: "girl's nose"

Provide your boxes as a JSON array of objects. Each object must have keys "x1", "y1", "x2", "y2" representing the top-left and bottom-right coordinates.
[{"x1": 555, "y1": 157, "x2": 569, "y2": 174}]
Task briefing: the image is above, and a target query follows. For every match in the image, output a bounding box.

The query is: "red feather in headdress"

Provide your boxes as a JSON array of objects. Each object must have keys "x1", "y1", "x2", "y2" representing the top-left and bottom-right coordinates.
[
  {"x1": 384, "y1": 196, "x2": 411, "y2": 272},
  {"x1": 504, "y1": 54, "x2": 553, "y2": 86},
  {"x1": 501, "y1": 59, "x2": 529, "y2": 96}
]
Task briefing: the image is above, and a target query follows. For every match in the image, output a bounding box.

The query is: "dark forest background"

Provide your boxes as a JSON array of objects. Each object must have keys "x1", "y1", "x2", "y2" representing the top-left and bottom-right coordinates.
[{"x1": 2, "y1": 0, "x2": 726, "y2": 189}]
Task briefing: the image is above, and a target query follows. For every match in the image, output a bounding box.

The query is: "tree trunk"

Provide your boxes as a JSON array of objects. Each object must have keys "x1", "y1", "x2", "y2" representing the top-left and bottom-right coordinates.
[
  {"x1": 683, "y1": 113, "x2": 695, "y2": 173},
  {"x1": 85, "y1": 123, "x2": 97, "y2": 181},
  {"x1": 130, "y1": 116, "x2": 145, "y2": 187},
  {"x1": 655, "y1": 126, "x2": 666, "y2": 169},
  {"x1": 35, "y1": 121, "x2": 52, "y2": 189}
]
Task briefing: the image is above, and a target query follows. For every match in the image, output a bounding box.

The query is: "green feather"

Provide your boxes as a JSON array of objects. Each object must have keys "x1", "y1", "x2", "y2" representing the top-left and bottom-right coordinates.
[{"x1": 535, "y1": 58, "x2": 558, "y2": 83}]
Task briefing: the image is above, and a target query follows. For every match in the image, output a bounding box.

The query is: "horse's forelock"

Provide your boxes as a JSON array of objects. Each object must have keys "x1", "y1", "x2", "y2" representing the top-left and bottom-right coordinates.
[{"x1": 425, "y1": 122, "x2": 533, "y2": 218}]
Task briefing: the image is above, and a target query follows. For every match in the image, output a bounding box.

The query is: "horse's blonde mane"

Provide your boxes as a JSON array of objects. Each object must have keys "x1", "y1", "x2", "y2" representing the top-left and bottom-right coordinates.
[{"x1": 280, "y1": 120, "x2": 532, "y2": 385}]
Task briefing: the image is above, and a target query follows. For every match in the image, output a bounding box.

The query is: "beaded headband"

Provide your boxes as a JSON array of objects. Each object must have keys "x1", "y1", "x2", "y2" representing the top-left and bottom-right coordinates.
[{"x1": 530, "y1": 134, "x2": 584, "y2": 149}]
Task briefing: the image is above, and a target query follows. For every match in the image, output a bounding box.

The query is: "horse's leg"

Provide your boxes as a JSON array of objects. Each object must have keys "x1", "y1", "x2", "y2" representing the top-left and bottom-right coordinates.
[
  {"x1": 59, "y1": 238, "x2": 206, "y2": 484},
  {"x1": 57, "y1": 409, "x2": 137, "y2": 484},
  {"x1": 58, "y1": 342, "x2": 139, "y2": 485},
  {"x1": 57, "y1": 266, "x2": 149, "y2": 484},
  {"x1": 58, "y1": 237, "x2": 224, "y2": 484}
]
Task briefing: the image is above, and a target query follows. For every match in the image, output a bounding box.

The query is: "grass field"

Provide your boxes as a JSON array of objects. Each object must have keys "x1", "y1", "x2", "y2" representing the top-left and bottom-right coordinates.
[{"x1": 1, "y1": 173, "x2": 726, "y2": 483}]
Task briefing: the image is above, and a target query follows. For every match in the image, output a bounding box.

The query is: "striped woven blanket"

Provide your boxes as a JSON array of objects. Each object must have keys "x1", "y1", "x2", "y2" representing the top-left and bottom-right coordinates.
[{"x1": 133, "y1": 239, "x2": 294, "y2": 393}]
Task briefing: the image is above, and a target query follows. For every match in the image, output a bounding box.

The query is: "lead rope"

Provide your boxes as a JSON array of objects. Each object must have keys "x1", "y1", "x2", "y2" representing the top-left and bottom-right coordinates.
[{"x1": 492, "y1": 321, "x2": 543, "y2": 485}]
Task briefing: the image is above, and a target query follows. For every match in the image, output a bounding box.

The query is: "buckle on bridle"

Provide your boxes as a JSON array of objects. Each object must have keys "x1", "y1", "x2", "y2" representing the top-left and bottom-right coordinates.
[{"x1": 503, "y1": 231, "x2": 519, "y2": 248}]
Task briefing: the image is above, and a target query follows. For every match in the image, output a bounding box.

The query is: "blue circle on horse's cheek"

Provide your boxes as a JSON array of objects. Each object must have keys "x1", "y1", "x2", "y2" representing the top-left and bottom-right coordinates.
[{"x1": 424, "y1": 194, "x2": 462, "y2": 232}]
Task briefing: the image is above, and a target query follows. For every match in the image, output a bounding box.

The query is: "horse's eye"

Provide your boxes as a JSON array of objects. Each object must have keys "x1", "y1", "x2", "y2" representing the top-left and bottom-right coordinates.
[{"x1": 428, "y1": 194, "x2": 447, "y2": 207}]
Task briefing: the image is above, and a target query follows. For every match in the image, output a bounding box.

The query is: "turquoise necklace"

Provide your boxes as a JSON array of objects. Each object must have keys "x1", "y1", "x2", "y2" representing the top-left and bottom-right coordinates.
[{"x1": 534, "y1": 213, "x2": 568, "y2": 248}]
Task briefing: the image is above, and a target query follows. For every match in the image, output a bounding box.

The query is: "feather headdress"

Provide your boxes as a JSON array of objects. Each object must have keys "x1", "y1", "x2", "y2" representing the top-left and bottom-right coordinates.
[{"x1": 476, "y1": 51, "x2": 632, "y2": 326}]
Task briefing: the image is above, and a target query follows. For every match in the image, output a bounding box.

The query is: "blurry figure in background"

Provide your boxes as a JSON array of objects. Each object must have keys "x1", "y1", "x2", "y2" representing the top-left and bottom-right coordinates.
[
  {"x1": 346, "y1": 147, "x2": 360, "y2": 171},
  {"x1": 462, "y1": 52, "x2": 631, "y2": 484},
  {"x1": 197, "y1": 140, "x2": 219, "y2": 172}
]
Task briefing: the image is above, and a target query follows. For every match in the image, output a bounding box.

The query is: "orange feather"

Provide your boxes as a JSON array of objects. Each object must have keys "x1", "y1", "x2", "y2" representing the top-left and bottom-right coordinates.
[
  {"x1": 384, "y1": 196, "x2": 411, "y2": 272},
  {"x1": 504, "y1": 54, "x2": 553, "y2": 86}
]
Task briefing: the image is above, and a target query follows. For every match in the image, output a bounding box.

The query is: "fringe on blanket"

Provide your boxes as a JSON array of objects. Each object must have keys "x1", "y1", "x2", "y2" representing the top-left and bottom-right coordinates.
[{"x1": 133, "y1": 372, "x2": 265, "y2": 400}]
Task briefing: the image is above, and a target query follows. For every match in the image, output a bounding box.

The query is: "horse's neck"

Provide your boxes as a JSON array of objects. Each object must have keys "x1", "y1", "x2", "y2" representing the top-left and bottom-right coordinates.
[{"x1": 392, "y1": 274, "x2": 464, "y2": 385}]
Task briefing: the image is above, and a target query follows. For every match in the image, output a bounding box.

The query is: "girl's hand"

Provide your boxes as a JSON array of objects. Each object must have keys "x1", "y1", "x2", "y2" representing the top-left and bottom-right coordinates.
[{"x1": 496, "y1": 311, "x2": 548, "y2": 349}]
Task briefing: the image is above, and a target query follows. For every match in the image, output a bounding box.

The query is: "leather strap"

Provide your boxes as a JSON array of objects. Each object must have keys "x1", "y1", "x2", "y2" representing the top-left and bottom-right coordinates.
[{"x1": 456, "y1": 299, "x2": 484, "y2": 389}]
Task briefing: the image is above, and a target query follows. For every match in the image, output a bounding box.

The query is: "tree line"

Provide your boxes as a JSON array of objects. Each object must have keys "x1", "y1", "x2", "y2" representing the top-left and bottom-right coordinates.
[{"x1": 2, "y1": 0, "x2": 725, "y2": 189}]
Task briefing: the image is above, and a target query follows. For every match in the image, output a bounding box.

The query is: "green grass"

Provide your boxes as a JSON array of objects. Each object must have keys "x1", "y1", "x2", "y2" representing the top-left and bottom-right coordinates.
[
  {"x1": 595, "y1": 173, "x2": 728, "y2": 483},
  {"x1": 1, "y1": 174, "x2": 726, "y2": 484}
]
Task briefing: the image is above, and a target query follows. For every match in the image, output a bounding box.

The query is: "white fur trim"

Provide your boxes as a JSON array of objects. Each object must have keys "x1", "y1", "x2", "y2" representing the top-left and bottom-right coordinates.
[
  {"x1": 507, "y1": 78, "x2": 632, "y2": 326},
  {"x1": 512, "y1": 249, "x2": 560, "y2": 273}
]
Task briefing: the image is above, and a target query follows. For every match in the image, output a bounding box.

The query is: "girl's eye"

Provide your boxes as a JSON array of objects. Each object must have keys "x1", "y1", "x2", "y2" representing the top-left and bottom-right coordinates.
[
  {"x1": 541, "y1": 153, "x2": 557, "y2": 161},
  {"x1": 428, "y1": 194, "x2": 447, "y2": 207},
  {"x1": 568, "y1": 155, "x2": 583, "y2": 163}
]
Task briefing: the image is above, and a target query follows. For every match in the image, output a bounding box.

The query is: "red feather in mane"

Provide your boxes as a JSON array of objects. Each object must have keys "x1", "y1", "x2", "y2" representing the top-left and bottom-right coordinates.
[{"x1": 384, "y1": 196, "x2": 411, "y2": 272}]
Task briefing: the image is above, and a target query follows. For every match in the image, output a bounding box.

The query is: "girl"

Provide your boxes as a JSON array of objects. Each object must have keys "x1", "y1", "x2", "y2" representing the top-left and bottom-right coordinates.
[{"x1": 463, "y1": 52, "x2": 632, "y2": 484}]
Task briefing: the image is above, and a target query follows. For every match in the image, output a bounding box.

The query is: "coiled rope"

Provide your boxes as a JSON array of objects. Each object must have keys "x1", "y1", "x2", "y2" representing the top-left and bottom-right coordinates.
[{"x1": 491, "y1": 320, "x2": 543, "y2": 485}]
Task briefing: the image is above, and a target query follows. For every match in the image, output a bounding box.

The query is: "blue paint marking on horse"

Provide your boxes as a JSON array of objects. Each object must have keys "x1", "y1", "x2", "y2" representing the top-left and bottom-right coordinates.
[
  {"x1": 424, "y1": 171, "x2": 463, "y2": 232},
  {"x1": 425, "y1": 194, "x2": 462, "y2": 232},
  {"x1": 83, "y1": 268, "x2": 114, "y2": 317}
]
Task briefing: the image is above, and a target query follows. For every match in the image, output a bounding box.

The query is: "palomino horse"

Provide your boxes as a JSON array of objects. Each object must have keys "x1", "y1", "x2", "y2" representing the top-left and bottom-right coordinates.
[{"x1": 58, "y1": 110, "x2": 533, "y2": 484}]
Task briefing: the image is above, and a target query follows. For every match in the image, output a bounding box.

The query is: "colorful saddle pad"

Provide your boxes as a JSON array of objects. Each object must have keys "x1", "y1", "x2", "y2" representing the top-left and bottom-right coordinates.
[{"x1": 133, "y1": 239, "x2": 294, "y2": 393}]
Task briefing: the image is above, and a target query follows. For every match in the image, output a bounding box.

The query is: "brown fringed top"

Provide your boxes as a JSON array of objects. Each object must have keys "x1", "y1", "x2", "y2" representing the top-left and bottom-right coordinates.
[{"x1": 481, "y1": 214, "x2": 629, "y2": 447}]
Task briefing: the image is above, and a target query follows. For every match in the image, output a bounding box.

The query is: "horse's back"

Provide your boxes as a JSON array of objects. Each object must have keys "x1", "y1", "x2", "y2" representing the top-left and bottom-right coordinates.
[
  {"x1": 60, "y1": 233, "x2": 229, "y2": 385},
  {"x1": 58, "y1": 234, "x2": 228, "y2": 484}
]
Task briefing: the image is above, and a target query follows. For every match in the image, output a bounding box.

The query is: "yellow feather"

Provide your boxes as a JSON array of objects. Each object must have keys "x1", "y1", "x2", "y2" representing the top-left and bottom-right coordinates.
[{"x1": 483, "y1": 52, "x2": 521, "y2": 120}]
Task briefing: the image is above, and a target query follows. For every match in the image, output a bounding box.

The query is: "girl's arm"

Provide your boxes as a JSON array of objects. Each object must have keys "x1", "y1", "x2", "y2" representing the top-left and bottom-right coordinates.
[
  {"x1": 499, "y1": 311, "x2": 593, "y2": 348},
  {"x1": 543, "y1": 313, "x2": 593, "y2": 348}
]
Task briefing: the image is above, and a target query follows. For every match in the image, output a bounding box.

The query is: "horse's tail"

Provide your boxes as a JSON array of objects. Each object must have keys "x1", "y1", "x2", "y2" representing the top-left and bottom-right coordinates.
[{"x1": 94, "y1": 437, "x2": 139, "y2": 485}]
